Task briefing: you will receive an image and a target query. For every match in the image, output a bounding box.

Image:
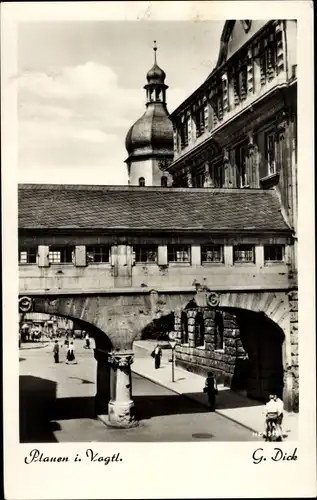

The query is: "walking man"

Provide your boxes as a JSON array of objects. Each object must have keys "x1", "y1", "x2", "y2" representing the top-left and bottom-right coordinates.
[
  {"x1": 204, "y1": 372, "x2": 218, "y2": 411},
  {"x1": 152, "y1": 344, "x2": 162, "y2": 369},
  {"x1": 53, "y1": 340, "x2": 60, "y2": 363}
]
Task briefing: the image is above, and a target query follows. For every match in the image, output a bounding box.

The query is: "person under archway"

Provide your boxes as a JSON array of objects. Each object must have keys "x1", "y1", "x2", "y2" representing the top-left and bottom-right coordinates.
[
  {"x1": 53, "y1": 340, "x2": 59, "y2": 363},
  {"x1": 66, "y1": 341, "x2": 77, "y2": 364}
]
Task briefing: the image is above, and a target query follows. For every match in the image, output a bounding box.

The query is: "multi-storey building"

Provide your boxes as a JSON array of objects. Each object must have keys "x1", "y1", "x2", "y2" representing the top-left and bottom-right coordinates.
[
  {"x1": 163, "y1": 20, "x2": 298, "y2": 411},
  {"x1": 18, "y1": 20, "x2": 298, "y2": 428}
]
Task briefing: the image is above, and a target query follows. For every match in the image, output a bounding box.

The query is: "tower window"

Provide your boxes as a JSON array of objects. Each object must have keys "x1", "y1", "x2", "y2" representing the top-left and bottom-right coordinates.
[
  {"x1": 139, "y1": 177, "x2": 145, "y2": 187},
  {"x1": 161, "y1": 176, "x2": 168, "y2": 187}
]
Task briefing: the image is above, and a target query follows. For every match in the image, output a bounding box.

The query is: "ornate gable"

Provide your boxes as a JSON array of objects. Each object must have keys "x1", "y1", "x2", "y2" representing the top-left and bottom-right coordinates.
[{"x1": 217, "y1": 20, "x2": 269, "y2": 68}]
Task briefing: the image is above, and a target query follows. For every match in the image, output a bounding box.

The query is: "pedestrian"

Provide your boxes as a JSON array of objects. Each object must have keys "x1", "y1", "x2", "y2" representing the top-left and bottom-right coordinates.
[
  {"x1": 85, "y1": 333, "x2": 90, "y2": 349},
  {"x1": 151, "y1": 344, "x2": 162, "y2": 369},
  {"x1": 66, "y1": 341, "x2": 76, "y2": 364},
  {"x1": 204, "y1": 372, "x2": 218, "y2": 411},
  {"x1": 53, "y1": 340, "x2": 60, "y2": 363}
]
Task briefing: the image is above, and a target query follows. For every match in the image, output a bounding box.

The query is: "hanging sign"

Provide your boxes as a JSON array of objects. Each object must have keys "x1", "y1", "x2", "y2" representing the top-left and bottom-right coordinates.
[{"x1": 19, "y1": 296, "x2": 33, "y2": 313}]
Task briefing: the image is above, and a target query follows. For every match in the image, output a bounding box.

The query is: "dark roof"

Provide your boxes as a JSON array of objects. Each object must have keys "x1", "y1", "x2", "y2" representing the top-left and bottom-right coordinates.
[{"x1": 18, "y1": 184, "x2": 291, "y2": 233}]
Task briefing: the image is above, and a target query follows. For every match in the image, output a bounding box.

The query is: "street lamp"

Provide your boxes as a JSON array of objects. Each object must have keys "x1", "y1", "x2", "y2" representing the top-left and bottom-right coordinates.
[{"x1": 168, "y1": 331, "x2": 177, "y2": 383}]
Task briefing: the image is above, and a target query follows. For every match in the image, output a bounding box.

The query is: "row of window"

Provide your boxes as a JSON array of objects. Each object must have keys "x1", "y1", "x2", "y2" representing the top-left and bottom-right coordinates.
[
  {"x1": 175, "y1": 126, "x2": 279, "y2": 189},
  {"x1": 19, "y1": 244, "x2": 285, "y2": 265},
  {"x1": 176, "y1": 27, "x2": 284, "y2": 152}
]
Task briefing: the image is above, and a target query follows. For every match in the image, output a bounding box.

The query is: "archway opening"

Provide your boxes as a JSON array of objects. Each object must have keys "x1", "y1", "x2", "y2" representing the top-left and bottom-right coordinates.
[
  {"x1": 222, "y1": 307, "x2": 285, "y2": 402},
  {"x1": 19, "y1": 311, "x2": 113, "y2": 443}
]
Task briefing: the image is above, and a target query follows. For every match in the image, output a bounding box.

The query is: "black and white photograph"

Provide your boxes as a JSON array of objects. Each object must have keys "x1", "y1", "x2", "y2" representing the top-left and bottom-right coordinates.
[{"x1": 2, "y1": 2, "x2": 315, "y2": 499}]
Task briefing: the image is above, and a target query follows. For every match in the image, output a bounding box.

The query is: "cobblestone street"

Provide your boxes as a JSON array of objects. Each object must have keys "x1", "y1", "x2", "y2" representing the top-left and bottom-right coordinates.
[{"x1": 20, "y1": 342, "x2": 260, "y2": 442}]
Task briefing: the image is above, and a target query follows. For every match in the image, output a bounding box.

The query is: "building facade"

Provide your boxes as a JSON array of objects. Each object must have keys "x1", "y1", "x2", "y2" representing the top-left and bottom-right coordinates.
[
  {"x1": 165, "y1": 20, "x2": 298, "y2": 411},
  {"x1": 18, "y1": 20, "x2": 298, "y2": 427}
]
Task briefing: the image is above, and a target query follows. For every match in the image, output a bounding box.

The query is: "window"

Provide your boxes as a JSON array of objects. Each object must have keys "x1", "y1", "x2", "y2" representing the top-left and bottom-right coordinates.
[
  {"x1": 133, "y1": 245, "x2": 157, "y2": 264},
  {"x1": 181, "y1": 311, "x2": 188, "y2": 344},
  {"x1": 201, "y1": 245, "x2": 224, "y2": 263},
  {"x1": 168, "y1": 245, "x2": 191, "y2": 263},
  {"x1": 195, "y1": 105, "x2": 205, "y2": 137},
  {"x1": 195, "y1": 312, "x2": 205, "y2": 347},
  {"x1": 180, "y1": 119, "x2": 189, "y2": 149},
  {"x1": 265, "y1": 131, "x2": 276, "y2": 175},
  {"x1": 215, "y1": 311, "x2": 224, "y2": 350},
  {"x1": 260, "y1": 35, "x2": 277, "y2": 86},
  {"x1": 161, "y1": 176, "x2": 168, "y2": 187},
  {"x1": 19, "y1": 247, "x2": 37, "y2": 264},
  {"x1": 86, "y1": 245, "x2": 110, "y2": 263},
  {"x1": 210, "y1": 162, "x2": 223, "y2": 187},
  {"x1": 264, "y1": 245, "x2": 284, "y2": 262},
  {"x1": 48, "y1": 246, "x2": 74, "y2": 264},
  {"x1": 192, "y1": 172, "x2": 204, "y2": 188},
  {"x1": 235, "y1": 142, "x2": 248, "y2": 187},
  {"x1": 233, "y1": 245, "x2": 255, "y2": 263},
  {"x1": 139, "y1": 177, "x2": 145, "y2": 187},
  {"x1": 233, "y1": 64, "x2": 247, "y2": 104}
]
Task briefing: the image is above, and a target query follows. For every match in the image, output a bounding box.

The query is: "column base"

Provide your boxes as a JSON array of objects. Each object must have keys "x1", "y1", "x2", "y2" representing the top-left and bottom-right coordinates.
[{"x1": 106, "y1": 400, "x2": 139, "y2": 429}]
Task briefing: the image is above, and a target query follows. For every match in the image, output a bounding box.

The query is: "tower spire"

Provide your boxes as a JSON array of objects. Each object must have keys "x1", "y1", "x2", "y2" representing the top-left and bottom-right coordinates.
[{"x1": 153, "y1": 40, "x2": 157, "y2": 64}]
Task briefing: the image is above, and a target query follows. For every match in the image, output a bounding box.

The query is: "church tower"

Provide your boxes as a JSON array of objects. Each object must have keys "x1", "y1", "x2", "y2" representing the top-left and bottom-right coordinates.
[{"x1": 125, "y1": 42, "x2": 173, "y2": 187}]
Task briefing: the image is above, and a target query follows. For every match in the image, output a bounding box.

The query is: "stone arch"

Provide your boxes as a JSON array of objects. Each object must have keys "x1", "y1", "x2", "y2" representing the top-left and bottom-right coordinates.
[
  {"x1": 219, "y1": 306, "x2": 285, "y2": 401},
  {"x1": 218, "y1": 291, "x2": 290, "y2": 335}
]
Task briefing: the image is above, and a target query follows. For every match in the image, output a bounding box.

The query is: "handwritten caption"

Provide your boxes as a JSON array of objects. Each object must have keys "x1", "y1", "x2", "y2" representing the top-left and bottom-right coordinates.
[{"x1": 24, "y1": 448, "x2": 123, "y2": 465}]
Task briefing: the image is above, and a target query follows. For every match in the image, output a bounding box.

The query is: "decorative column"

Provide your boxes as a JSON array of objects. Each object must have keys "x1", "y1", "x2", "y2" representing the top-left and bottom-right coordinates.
[
  {"x1": 223, "y1": 149, "x2": 233, "y2": 188},
  {"x1": 247, "y1": 134, "x2": 260, "y2": 188},
  {"x1": 107, "y1": 351, "x2": 138, "y2": 428},
  {"x1": 94, "y1": 348, "x2": 111, "y2": 417},
  {"x1": 203, "y1": 309, "x2": 216, "y2": 350},
  {"x1": 203, "y1": 162, "x2": 214, "y2": 187},
  {"x1": 186, "y1": 168, "x2": 193, "y2": 188}
]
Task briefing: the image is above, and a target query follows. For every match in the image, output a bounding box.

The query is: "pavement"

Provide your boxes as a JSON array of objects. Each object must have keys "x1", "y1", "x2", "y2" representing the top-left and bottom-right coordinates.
[
  {"x1": 132, "y1": 340, "x2": 299, "y2": 440},
  {"x1": 19, "y1": 342, "x2": 260, "y2": 442}
]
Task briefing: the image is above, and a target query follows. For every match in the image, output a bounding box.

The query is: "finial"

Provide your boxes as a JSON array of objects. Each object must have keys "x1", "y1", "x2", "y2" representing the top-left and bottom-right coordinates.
[{"x1": 153, "y1": 40, "x2": 157, "y2": 64}]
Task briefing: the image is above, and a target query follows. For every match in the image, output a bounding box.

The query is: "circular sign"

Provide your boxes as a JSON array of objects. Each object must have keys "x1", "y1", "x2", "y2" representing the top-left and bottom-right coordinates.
[
  {"x1": 19, "y1": 296, "x2": 33, "y2": 313},
  {"x1": 169, "y1": 331, "x2": 176, "y2": 340},
  {"x1": 207, "y1": 292, "x2": 219, "y2": 308}
]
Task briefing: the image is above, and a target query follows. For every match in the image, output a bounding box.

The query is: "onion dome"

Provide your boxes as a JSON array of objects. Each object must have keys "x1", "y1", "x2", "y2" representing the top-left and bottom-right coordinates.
[
  {"x1": 125, "y1": 105, "x2": 173, "y2": 157},
  {"x1": 125, "y1": 41, "x2": 173, "y2": 161},
  {"x1": 146, "y1": 63, "x2": 166, "y2": 84}
]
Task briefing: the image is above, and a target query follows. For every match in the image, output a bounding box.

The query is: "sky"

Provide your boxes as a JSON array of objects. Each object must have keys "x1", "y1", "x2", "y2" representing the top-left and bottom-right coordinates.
[{"x1": 18, "y1": 20, "x2": 223, "y2": 185}]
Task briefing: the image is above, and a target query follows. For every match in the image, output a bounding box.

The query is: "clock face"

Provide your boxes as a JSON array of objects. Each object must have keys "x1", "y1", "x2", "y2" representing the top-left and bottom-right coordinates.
[{"x1": 241, "y1": 20, "x2": 252, "y2": 33}]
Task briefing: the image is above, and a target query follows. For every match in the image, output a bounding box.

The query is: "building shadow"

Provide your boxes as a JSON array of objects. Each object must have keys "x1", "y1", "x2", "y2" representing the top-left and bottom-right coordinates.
[
  {"x1": 20, "y1": 375, "x2": 60, "y2": 443},
  {"x1": 183, "y1": 390, "x2": 263, "y2": 410}
]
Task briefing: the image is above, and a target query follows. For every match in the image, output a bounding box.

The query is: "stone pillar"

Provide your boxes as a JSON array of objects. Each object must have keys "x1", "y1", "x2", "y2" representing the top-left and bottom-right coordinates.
[
  {"x1": 283, "y1": 290, "x2": 299, "y2": 412},
  {"x1": 203, "y1": 310, "x2": 216, "y2": 350},
  {"x1": 94, "y1": 348, "x2": 111, "y2": 417},
  {"x1": 174, "y1": 311, "x2": 182, "y2": 341},
  {"x1": 187, "y1": 310, "x2": 197, "y2": 347},
  {"x1": 107, "y1": 351, "x2": 138, "y2": 428},
  {"x1": 248, "y1": 140, "x2": 260, "y2": 188}
]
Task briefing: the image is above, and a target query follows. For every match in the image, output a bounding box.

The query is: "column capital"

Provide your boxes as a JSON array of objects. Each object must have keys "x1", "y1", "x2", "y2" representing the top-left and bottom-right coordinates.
[
  {"x1": 108, "y1": 351, "x2": 134, "y2": 367},
  {"x1": 94, "y1": 348, "x2": 110, "y2": 363}
]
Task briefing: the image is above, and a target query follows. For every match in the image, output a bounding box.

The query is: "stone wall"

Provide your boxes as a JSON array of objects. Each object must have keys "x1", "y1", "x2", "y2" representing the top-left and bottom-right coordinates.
[
  {"x1": 175, "y1": 309, "x2": 246, "y2": 387},
  {"x1": 288, "y1": 290, "x2": 299, "y2": 412}
]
